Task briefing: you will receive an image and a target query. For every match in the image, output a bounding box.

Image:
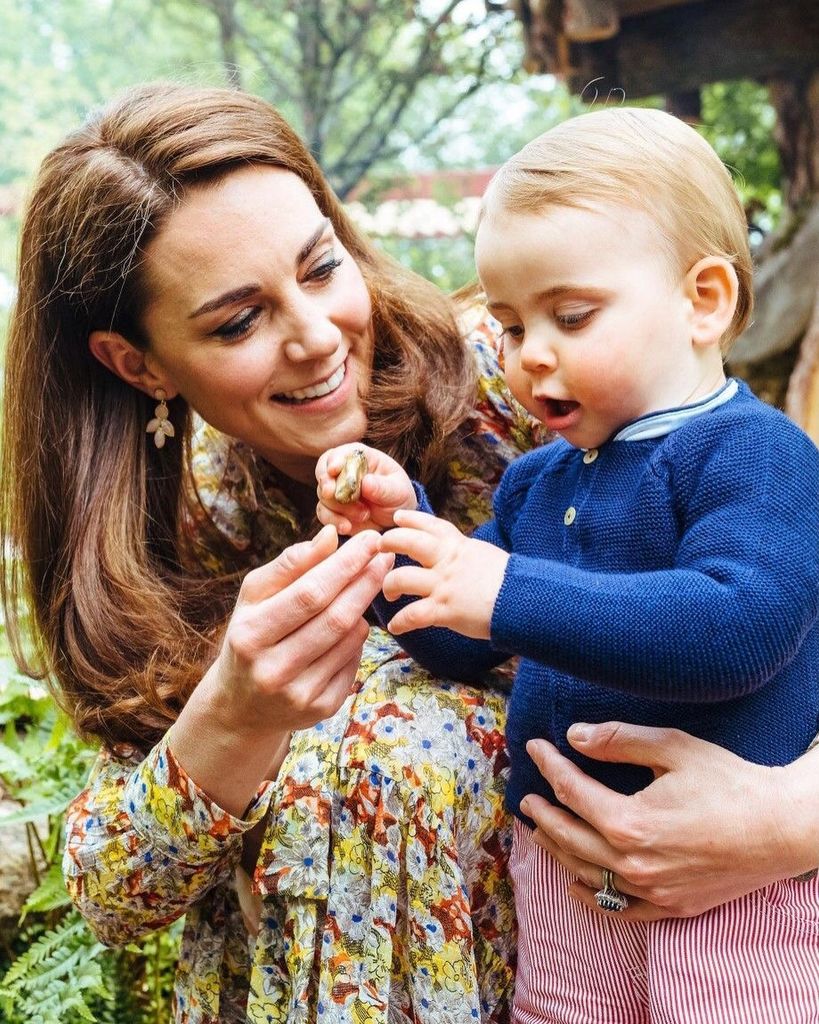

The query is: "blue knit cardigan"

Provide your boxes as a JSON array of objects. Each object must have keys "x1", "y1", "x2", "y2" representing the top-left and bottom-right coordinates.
[{"x1": 375, "y1": 383, "x2": 819, "y2": 822}]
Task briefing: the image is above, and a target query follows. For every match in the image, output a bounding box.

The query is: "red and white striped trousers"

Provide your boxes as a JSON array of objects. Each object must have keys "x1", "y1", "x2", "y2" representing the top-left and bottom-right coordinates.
[{"x1": 511, "y1": 819, "x2": 819, "y2": 1024}]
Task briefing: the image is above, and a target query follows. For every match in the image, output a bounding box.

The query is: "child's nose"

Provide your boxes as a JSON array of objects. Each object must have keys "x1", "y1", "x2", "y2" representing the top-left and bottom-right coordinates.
[{"x1": 519, "y1": 331, "x2": 558, "y2": 373}]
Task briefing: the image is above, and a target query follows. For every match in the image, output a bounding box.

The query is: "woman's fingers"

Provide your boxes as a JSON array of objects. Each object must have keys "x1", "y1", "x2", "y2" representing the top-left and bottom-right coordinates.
[
  {"x1": 254, "y1": 549, "x2": 394, "y2": 667},
  {"x1": 564, "y1": 721, "x2": 697, "y2": 775},
  {"x1": 238, "y1": 530, "x2": 383, "y2": 639},
  {"x1": 525, "y1": 738, "x2": 633, "y2": 834},
  {"x1": 268, "y1": 616, "x2": 372, "y2": 724},
  {"x1": 239, "y1": 524, "x2": 339, "y2": 602}
]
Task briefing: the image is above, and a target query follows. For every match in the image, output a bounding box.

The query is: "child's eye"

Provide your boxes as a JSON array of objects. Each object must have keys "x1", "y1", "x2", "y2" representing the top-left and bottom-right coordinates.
[
  {"x1": 502, "y1": 325, "x2": 524, "y2": 343},
  {"x1": 556, "y1": 309, "x2": 595, "y2": 330},
  {"x1": 213, "y1": 307, "x2": 261, "y2": 342}
]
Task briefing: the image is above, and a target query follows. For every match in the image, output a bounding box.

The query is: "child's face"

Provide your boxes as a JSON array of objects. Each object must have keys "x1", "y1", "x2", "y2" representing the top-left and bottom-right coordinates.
[{"x1": 475, "y1": 201, "x2": 720, "y2": 449}]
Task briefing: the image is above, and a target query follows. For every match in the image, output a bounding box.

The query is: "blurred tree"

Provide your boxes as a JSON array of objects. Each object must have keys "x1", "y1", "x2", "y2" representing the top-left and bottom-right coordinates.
[
  {"x1": 0, "y1": 0, "x2": 527, "y2": 293},
  {"x1": 699, "y1": 80, "x2": 782, "y2": 231},
  {"x1": 175, "y1": 0, "x2": 519, "y2": 197}
]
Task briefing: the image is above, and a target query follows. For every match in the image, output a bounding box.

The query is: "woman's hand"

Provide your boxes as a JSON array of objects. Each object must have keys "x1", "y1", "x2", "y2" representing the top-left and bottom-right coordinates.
[
  {"x1": 315, "y1": 443, "x2": 417, "y2": 535},
  {"x1": 380, "y1": 509, "x2": 508, "y2": 639},
  {"x1": 169, "y1": 525, "x2": 393, "y2": 816},
  {"x1": 521, "y1": 724, "x2": 819, "y2": 920}
]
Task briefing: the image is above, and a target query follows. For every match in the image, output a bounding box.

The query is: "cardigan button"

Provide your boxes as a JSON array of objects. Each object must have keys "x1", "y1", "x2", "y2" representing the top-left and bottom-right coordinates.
[
  {"x1": 583, "y1": 448, "x2": 598, "y2": 464},
  {"x1": 563, "y1": 506, "x2": 576, "y2": 526}
]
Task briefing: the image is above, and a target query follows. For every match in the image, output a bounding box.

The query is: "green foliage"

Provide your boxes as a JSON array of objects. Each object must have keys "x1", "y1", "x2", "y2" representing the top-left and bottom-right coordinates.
[
  {"x1": 378, "y1": 234, "x2": 477, "y2": 293},
  {"x1": 0, "y1": 625, "x2": 181, "y2": 1023},
  {"x1": 0, "y1": 913, "x2": 108, "y2": 1023},
  {"x1": 700, "y1": 79, "x2": 783, "y2": 229}
]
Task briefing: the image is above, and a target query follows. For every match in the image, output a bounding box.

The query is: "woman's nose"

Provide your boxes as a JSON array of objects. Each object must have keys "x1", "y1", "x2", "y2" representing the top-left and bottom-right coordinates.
[{"x1": 281, "y1": 295, "x2": 342, "y2": 362}]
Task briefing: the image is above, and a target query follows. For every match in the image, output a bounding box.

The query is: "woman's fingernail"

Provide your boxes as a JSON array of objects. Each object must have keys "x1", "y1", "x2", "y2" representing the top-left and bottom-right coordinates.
[
  {"x1": 568, "y1": 723, "x2": 590, "y2": 744},
  {"x1": 519, "y1": 797, "x2": 531, "y2": 815}
]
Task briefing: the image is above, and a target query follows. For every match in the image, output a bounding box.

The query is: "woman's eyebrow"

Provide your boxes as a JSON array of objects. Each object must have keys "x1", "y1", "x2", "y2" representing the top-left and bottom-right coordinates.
[
  {"x1": 297, "y1": 217, "x2": 332, "y2": 265},
  {"x1": 189, "y1": 284, "x2": 259, "y2": 319},
  {"x1": 188, "y1": 218, "x2": 333, "y2": 320}
]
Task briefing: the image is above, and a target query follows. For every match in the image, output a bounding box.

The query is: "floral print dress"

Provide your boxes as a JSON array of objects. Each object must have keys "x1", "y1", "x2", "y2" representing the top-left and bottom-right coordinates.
[{"x1": 64, "y1": 314, "x2": 546, "y2": 1024}]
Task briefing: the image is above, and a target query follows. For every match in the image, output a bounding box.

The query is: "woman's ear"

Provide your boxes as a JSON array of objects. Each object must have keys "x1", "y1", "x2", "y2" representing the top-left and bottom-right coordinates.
[
  {"x1": 88, "y1": 330, "x2": 179, "y2": 399},
  {"x1": 684, "y1": 257, "x2": 739, "y2": 349}
]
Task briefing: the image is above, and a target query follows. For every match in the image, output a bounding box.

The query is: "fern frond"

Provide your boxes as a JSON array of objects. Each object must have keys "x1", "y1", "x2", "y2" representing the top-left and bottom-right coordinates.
[{"x1": 20, "y1": 862, "x2": 72, "y2": 917}]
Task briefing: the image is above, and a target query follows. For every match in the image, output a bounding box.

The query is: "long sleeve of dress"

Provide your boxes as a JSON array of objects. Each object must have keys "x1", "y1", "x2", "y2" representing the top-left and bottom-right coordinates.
[{"x1": 63, "y1": 737, "x2": 272, "y2": 946}]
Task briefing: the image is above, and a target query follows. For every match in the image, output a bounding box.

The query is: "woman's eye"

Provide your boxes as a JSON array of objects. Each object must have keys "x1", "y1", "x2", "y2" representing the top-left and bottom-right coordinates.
[
  {"x1": 213, "y1": 307, "x2": 261, "y2": 342},
  {"x1": 556, "y1": 309, "x2": 595, "y2": 330},
  {"x1": 307, "y1": 255, "x2": 344, "y2": 283}
]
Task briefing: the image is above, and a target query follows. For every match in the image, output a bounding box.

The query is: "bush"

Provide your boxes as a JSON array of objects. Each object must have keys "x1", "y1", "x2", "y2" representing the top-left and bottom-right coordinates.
[{"x1": 0, "y1": 627, "x2": 180, "y2": 1023}]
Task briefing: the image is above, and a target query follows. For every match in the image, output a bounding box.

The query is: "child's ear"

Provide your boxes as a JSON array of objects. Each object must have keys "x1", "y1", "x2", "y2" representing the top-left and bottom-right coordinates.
[{"x1": 684, "y1": 257, "x2": 739, "y2": 348}]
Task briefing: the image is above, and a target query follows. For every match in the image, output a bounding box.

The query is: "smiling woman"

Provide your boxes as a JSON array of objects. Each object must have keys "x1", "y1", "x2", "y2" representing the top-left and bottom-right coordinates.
[
  {"x1": 0, "y1": 82, "x2": 543, "y2": 1024},
  {"x1": 90, "y1": 168, "x2": 376, "y2": 482}
]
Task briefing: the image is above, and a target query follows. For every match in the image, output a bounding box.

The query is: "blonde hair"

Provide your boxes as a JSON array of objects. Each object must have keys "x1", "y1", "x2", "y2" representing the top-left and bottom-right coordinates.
[
  {"x1": 485, "y1": 107, "x2": 753, "y2": 349},
  {"x1": 1, "y1": 82, "x2": 475, "y2": 750}
]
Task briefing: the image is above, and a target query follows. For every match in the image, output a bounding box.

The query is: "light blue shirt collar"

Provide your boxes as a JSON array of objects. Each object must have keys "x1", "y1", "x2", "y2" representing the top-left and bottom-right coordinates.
[{"x1": 611, "y1": 379, "x2": 739, "y2": 442}]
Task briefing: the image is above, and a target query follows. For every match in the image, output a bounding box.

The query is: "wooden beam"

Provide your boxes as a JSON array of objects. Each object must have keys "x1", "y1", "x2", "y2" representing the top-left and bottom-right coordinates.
[
  {"x1": 566, "y1": 0, "x2": 819, "y2": 97},
  {"x1": 564, "y1": 0, "x2": 619, "y2": 42},
  {"x1": 617, "y1": 0, "x2": 702, "y2": 17}
]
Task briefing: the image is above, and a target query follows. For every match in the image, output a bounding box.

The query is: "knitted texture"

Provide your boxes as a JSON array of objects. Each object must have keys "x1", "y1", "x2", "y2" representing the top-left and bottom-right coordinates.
[{"x1": 376, "y1": 384, "x2": 819, "y2": 822}]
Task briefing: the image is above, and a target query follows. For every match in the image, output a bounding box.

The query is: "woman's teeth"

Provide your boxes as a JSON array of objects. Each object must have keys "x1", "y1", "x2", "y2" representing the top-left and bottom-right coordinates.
[{"x1": 279, "y1": 364, "x2": 345, "y2": 402}]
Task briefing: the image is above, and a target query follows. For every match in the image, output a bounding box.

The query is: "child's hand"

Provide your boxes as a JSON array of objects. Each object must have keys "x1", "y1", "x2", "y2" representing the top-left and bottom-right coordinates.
[
  {"x1": 315, "y1": 443, "x2": 418, "y2": 535},
  {"x1": 379, "y1": 510, "x2": 509, "y2": 639}
]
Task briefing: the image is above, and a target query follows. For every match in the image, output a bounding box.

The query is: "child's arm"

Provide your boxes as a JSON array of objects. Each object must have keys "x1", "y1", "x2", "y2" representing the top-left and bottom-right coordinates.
[
  {"x1": 374, "y1": 466, "x2": 539, "y2": 681},
  {"x1": 315, "y1": 443, "x2": 418, "y2": 534},
  {"x1": 384, "y1": 416, "x2": 819, "y2": 702}
]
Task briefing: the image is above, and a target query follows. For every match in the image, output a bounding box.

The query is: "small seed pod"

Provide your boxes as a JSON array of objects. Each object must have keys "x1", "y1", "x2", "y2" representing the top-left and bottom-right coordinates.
[{"x1": 334, "y1": 448, "x2": 368, "y2": 504}]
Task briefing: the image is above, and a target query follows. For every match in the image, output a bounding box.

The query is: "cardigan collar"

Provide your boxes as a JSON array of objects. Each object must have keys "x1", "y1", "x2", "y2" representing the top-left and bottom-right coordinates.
[{"x1": 611, "y1": 378, "x2": 739, "y2": 443}]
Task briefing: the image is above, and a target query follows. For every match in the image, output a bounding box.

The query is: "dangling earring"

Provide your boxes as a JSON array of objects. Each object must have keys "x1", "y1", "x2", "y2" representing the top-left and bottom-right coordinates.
[{"x1": 146, "y1": 388, "x2": 175, "y2": 448}]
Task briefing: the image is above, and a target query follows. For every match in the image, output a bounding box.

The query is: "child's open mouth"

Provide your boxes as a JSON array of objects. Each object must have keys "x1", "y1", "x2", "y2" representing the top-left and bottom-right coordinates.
[
  {"x1": 546, "y1": 399, "x2": 580, "y2": 419},
  {"x1": 540, "y1": 397, "x2": 582, "y2": 432}
]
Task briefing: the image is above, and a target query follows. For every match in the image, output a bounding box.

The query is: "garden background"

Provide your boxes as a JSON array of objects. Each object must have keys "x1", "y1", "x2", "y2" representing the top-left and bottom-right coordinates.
[{"x1": 0, "y1": 1, "x2": 816, "y2": 1021}]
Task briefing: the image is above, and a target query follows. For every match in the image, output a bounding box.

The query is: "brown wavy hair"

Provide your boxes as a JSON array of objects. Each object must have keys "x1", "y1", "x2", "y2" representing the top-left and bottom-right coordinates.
[{"x1": 1, "y1": 82, "x2": 476, "y2": 751}]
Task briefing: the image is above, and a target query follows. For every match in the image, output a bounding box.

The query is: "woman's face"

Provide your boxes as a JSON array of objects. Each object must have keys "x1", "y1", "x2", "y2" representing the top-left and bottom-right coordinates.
[{"x1": 140, "y1": 165, "x2": 374, "y2": 483}]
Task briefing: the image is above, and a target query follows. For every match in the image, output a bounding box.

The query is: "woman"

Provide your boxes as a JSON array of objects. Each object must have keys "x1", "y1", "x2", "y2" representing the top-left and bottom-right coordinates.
[
  {"x1": 3, "y1": 80, "x2": 817, "y2": 1024},
  {"x1": 1, "y1": 81, "x2": 534, "y2": 1024}
]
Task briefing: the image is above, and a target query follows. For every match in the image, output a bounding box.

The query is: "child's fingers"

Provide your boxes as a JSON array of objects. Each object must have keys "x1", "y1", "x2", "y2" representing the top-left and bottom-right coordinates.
[
  {"x1": 387, "y1": 597, "x2": 438, "y2": 635},
  {"x1": 382, "y1": 565, "x2": 433, "y2": 603},
  {"x1": 316, "y1": 475, "x2": 372, "y2": 518},
  {"x1": 392, "y1": 509, "x2": 451, "y2": 534},
  {"x1": 379, "y1": 528, "x2": 440, "y2": 566},
  {"x1": 359, "y1": 473, "x2": 414, "y2": 510},
  {"x1": 315, "y1": 507, "x2": 352, "y2": 535},
  {"x1": 316, "y1": 443, "x2": 368, "y2": 482}
]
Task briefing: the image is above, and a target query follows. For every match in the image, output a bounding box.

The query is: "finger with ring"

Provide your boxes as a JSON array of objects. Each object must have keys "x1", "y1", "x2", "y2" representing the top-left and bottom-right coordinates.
[{"x1": 594, "y1": 867, "x2": 629, "y2": 913}]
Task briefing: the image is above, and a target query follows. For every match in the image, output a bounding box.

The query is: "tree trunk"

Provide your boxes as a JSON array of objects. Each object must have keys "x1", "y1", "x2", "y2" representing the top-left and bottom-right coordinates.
[{"x1": 729, "y1": 70, "x2": 819, "y2": 441}]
